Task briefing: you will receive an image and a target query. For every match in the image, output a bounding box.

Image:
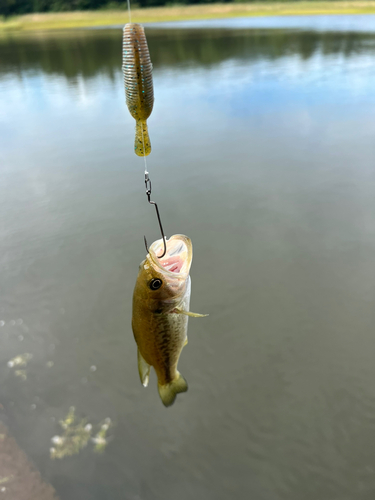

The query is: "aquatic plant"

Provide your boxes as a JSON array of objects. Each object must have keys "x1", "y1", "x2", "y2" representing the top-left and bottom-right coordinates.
[
  {"x1": 50, "y1": 407, "x2": 92, "y2": 459},
  {"x1": 50, "y1": 408, "x2": 112, "y2": 459},
  {"x1": 7, "y1": 353, "x2": 33, "y2": 380},
  {"x1": 7, "y1": 353, "x2": 33, "y2": 368},
  {"x1": 92, "y1": 418, "x2": 112, "y2": 453}
]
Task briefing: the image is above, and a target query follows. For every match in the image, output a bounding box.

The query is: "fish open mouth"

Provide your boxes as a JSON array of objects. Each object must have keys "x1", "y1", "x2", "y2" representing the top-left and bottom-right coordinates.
[{"x1": 149, "y1": 235, "x2": 192, "y2": 277}]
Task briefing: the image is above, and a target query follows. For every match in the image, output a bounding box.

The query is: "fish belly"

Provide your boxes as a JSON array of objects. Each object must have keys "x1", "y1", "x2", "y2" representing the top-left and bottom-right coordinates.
[
  {"x1": 133, "y1": 279, "x2": 191, "y2": 385},
  {"x1": 151, "y1": 286, "x2": 190, "y2": 385}
]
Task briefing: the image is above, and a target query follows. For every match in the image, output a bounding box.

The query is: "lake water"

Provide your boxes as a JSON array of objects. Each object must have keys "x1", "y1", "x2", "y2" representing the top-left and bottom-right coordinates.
[{"x1": 1, "y1": 15, "x2": 375, "y2": 500}]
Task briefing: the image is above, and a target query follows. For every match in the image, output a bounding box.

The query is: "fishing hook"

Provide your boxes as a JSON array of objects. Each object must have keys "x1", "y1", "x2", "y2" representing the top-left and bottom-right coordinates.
[{"x1": 144, "y1": 172, "x2": 167, "y2": 259}]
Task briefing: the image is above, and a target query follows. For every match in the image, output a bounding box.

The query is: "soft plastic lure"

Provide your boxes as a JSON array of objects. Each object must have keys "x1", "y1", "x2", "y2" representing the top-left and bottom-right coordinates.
[{"x1": 122, "y1": 23, "x2": 154, "y2": 157}]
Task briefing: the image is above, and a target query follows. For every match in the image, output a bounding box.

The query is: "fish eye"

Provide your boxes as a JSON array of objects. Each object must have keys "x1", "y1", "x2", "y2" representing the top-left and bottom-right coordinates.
[{"x1": 149, "y1": 278, "x2": 162, "y2": 290}]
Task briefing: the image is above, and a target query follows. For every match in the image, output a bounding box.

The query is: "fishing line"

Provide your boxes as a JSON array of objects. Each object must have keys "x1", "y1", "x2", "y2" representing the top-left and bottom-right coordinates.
[
  {"x1": 127, "y1": 0, "x2": 131, "y2": 23},
  {"x1": 123, "y1": 17, "x2": 166, "y2": 257}
]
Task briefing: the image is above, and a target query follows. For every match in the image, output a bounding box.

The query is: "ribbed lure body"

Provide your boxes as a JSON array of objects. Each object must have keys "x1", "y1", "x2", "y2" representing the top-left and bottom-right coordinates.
[{"x1": 123, "y1": 23, "x2": 154, "y2": 157}]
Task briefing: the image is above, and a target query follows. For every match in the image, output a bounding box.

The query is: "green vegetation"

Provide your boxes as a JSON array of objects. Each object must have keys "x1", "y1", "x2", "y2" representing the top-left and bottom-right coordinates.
[
  {"x1": 1, "y1": 0, "x2": 375, "y2": 15},
  {"x1": 1, "y1": 2, "x2": 375, "y2": 32},
  {"x1": 49, "y1": 406, "x2": 112, "y2": 459},
  {"x1": 1, "y1": 25, "x2": 370, "y2": 79}
]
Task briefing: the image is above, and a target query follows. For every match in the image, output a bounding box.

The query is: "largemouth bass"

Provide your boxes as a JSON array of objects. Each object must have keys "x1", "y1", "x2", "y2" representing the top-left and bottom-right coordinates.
[{"x1": 132, "y1": 234, "x2": 207, "y2": 407}]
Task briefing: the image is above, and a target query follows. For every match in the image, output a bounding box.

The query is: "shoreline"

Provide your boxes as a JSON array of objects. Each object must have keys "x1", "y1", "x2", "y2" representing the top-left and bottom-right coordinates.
[
  {"x1": 1, "y1": 2, "x2": 375, "y2": 32},
  {"x1": 0, "y1": 421, "x2": 58, "y2": 500}
]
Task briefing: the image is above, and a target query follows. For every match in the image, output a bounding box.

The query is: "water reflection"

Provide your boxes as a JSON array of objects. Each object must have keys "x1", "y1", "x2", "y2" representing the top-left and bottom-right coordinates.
[{"x1": 1, "y1": 27, "x2": 375, "y2": 79}]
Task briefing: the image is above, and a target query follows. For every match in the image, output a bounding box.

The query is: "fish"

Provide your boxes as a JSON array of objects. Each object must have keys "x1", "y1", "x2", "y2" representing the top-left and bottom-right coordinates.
[
  {"x1": 122, "y1": 23, "x2": 154, "y2": 157},
  {"x1": 132, "y1": 234, "x2": 207, "y2": 407}
]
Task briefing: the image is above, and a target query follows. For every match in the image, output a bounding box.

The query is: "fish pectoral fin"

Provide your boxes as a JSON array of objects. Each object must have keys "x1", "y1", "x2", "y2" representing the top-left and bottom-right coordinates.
[
  {"x1": 137, "y1": 349, "x2": 151, "y2": 387},
  {"x1": 172, "y1": 307, "x2": 208, "y2": 318}
]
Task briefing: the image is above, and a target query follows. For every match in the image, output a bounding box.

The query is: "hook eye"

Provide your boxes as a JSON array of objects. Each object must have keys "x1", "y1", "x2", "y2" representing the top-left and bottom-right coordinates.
[{"x1": 149, "y1": 278, "x2": 163, "y2": 290}]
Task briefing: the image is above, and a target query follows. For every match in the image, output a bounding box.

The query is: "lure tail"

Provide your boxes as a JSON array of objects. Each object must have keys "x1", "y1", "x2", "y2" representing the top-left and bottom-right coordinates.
[
  {"x1": 158, "y1": 372, "x2": 188, "y2": 407},
  {"x1": 135, "y1": 119, "x2": 151, "y2": 157}
]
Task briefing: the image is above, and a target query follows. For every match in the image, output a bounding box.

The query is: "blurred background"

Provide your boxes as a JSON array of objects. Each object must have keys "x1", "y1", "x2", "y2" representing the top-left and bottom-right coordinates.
[{"x1": 1, "y1": 4, "x2": 375, "y2": 500}]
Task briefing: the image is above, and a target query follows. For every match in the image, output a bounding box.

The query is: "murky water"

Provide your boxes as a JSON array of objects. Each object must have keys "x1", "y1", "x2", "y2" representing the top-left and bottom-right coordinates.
[{"x1": 1, "y1": 16, "x2": 375, "y2": 500}]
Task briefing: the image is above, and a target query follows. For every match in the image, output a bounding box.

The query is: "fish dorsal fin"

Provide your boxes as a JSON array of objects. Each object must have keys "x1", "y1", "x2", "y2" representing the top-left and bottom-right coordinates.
[{"x1": 137, "y1": 349, "x2": 151, "y2": 387}]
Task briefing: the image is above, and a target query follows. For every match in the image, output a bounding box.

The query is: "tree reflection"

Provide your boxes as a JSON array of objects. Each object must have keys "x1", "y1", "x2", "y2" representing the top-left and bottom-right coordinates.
[{"x1": 1, "y1": 27, "x2": 375, "y2": 82}]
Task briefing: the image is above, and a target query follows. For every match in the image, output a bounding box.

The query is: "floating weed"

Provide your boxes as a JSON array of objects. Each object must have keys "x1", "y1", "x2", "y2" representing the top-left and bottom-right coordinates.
[
  {"x1": 50, "y1": 407, "x2": 91, "y2": 459},
  {"x1": 7, "y1": 353, "x2": 33, "y2": 368},
  {"x1": 59, "y1": 406, "x2": 76, "y2": 430},
  {"x1": 7, "y1": 353, "x2": 33, "y2": 381},
  {"x1": 14, "y1": 369, "x2": 27, "y2": 381},
  {"x1": 92, "y1": 418, "x2": 112, "y2": 453},
  {"x1": 50, "y1": 408, "x2": 113, "y2": 459},
  {"x1": 0, "y1": 477, "x2": 12, "y2": 486}
]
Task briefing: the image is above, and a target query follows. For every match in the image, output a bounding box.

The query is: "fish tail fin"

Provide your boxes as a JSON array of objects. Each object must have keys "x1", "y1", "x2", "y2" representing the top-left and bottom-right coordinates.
[
  {"x1": 137, "y1": 349, "x2": 151, "y2": 387},
  {"x1": 135, "y1": 119, "x2": 151, "y2": 157},
  {"x1": 158, "y1": 372, "x2": 188, "y2": 407}
]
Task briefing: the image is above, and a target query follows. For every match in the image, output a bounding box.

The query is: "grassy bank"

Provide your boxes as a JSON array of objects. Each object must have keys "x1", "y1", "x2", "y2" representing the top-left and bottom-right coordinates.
[{"x1": 1, "y1": 1, "x2": 375, "y2": 32}]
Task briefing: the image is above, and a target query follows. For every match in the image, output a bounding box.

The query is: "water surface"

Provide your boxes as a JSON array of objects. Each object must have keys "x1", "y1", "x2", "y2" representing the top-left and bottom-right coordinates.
[{"x1": 1, "y1": 16, "x2": 375, "y2": 500}]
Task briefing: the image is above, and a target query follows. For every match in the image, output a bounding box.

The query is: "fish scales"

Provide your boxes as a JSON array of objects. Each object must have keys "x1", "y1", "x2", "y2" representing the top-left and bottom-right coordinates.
[
  {"x1": 122, "y1": 23, "x2": 154, "y2": 157},
  {"x1": 132, "y1": 235, "x2": 206, "y2": 407},
  {"x1": 133, "y1": 277, "x2": 190, "y2": 386}
]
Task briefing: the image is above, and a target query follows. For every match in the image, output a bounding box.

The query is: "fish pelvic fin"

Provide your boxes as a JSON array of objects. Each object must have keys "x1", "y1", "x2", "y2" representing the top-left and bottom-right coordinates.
[
  {"x1": 173, "y1": 307, "x2": 209, "y2": 318},
  {"x1": 137, "y1": 349, "x2": 151, "y2": 387},
  {"x1": 158, "y1": 372, "x2": 188, "y2": 407}
]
